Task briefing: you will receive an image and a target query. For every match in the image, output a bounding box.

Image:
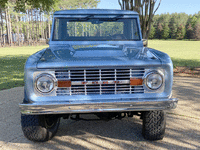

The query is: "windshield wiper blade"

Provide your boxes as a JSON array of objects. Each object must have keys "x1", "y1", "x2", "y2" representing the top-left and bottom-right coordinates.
[
  {"x1": 100, "y1": 15, "x2": 124, "y2": 21},
  {"x1": 83, "y1": 15, "x2": 94, "y2": 20},
  {"x1": 69, "y1": 15, "x2": 94, "y2": 21},
  {"x1": 112, "y1": 14, "x2": 124, "y2": 20},
  {"x1": 69, "y1": 14, "x2": 123, "y2": 21}
]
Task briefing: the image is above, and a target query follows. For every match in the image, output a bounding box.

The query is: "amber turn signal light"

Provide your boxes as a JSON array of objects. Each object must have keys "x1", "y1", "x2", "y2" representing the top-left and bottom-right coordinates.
[
  {"x1": 57, "y1": 80, "x2": 71, "y2": 87},
  {"x1": 130, "y1": 78, "x2": 143, "y2": 86}
]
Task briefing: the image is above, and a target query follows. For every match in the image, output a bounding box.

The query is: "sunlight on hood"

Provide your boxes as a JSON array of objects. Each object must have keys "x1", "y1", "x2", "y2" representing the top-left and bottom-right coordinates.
[{"x1": 40, "y1": 44, "x2": 157, "y2": 62}]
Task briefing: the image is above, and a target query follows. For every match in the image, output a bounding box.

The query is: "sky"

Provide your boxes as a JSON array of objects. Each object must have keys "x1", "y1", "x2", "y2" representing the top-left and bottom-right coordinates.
[{"x1": 97, "y1": 0, "x2": 200, "y2": 15}]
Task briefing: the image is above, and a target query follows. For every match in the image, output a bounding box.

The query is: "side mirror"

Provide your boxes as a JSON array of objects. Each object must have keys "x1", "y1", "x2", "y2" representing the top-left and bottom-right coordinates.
[
  {"x1": 142, "y1": 39, "x2": 148, "y2": 47},
  {"x1": 46, "y1": 38, "x2": 50, "y2": 45}
]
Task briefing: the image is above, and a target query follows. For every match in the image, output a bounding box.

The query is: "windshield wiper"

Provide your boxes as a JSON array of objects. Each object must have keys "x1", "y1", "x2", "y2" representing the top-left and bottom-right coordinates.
[
  {"x1": 83, "y1": 15, "x2": 94, "y2": 20},
  {"x1": 98, "y1": 15, "x2": 124, "y2": 21},
  {"x1": 111, "y1": 14, "x2": 124, "y2": 20},
  {"x1": 69, "y1": 14, "x2": 124, "y2": 21},
  {"x1": 69, "y1": 15, "x2": 94, "y2": 21}
]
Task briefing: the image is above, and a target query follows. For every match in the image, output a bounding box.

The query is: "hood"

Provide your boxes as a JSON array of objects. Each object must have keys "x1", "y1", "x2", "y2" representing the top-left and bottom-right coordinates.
[{"x1": 37, "y1": 44, "x2": 161, "y2": 68}]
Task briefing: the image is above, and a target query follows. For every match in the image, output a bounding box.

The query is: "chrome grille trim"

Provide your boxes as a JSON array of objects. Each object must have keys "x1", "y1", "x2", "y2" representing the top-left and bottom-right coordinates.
[
  {"x1": 100, "y1": 69, "x2": 102, "y2": 95},
  {"x1": 69, "y1": 70, "x2": 71, "y2": 95},
  {"x1": 84, "y1": 70, "x2": 87, "y2": 95},
  {"x1": 55, "y1": 68, "x2": 145, "y2": 96}
]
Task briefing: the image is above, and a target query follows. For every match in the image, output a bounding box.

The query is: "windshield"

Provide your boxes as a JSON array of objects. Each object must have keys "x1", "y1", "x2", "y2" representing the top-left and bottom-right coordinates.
[{"x1": 53, "y1": 17, "x2": 141, "y2": 41}]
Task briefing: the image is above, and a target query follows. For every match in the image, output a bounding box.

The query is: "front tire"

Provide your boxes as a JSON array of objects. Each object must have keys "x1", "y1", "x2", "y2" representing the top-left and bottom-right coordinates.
[
  {"x1": 21, "y1": 114, "x2": 60, "y2": 142},
  {"x1": 142, "y1": 110, "x2": 166, "y2": 141}
]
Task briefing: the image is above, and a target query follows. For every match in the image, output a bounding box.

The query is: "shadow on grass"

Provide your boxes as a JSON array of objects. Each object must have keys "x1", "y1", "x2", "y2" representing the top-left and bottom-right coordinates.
[
  {"x1": 0, "y1": 55, "x2": 29, "y2": 90},
  {"x1": 171, "y1": 58, "x2": 200, "y2": 68}
]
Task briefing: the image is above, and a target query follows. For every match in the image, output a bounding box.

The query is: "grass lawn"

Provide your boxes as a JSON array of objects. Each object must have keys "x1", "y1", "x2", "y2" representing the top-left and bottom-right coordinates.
[
  {"x1": 148, "y1": 40, "x2": 200, "y2": 68},
  {"x1": 0, "y1": 40, "x2": 200, "y2": 91},
  {"x1": 0, "y1": 45, "x2": 48, "y2": 90}
]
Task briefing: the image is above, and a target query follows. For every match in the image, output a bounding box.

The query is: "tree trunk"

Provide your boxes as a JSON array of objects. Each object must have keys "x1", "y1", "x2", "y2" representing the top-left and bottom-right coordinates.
[
  {"x1": 0, "y1": 9, "x2": 4, "y2": 46},
  {"x1": 15, "y1": 14, "x2": 20, "y2": 46},
  {"x1": 31, "y1": 9, "x2": 34, "y2": 45},
  {"x1": 48, "y1": 15, "x2": 51, "y2": 39},
  {"x1": 36, "y1": 10, "x2": 39, "y2": 42},
  {"x1": 8, "y1": 7, "x2": 12, "y2": 46},
  {"x1": 0, "y1": 9, "x2": 2, "y2": 39},
  {"x1": 5, "y1": 8, "x2": 9, "y2": 45},
  {"x1": 41, "y1": 12, "x2": 44, "y2": 39},
  {"x1": 26, "y1": 10, "x2": 29, "y2": 44},
  {"x1": 40, "y1": 12, "x2": 42, "y2": 39},
  {"x1": 118, "y1": 0, "x2": 162, "y2": 40},
  {"x1": 0, "y1": 10, "x2": 3, "y2": 37},
  {"x1": 29, "y1": 10, "x2": 32, "y2": 45}
]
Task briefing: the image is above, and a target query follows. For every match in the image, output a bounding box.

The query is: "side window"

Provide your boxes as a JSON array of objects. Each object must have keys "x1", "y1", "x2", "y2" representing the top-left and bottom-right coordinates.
[
  {"x1": 53, "y1": 18, "x2": 68, "y2": 40},
  {"x1": 131, "y1": 19, "x2": 139, "y2": 40},
  {"x1": 53, "y1": 19, "x2": 59, "y2": 40}
]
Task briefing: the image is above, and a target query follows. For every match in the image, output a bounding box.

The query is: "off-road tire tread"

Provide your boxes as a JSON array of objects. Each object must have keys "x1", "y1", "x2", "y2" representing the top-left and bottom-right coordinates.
[
  {"x1": 21, "y1": 114, "x2": 60, "y2": 142},
  {"x1": 142, "y1": 110, "x2": 166, "y2": 141}
]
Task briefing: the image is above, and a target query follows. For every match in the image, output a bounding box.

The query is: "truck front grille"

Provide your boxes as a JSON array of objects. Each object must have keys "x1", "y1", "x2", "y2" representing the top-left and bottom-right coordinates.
[{"x1": 55, "y1": 68, "x2": 145, "y2": 96}]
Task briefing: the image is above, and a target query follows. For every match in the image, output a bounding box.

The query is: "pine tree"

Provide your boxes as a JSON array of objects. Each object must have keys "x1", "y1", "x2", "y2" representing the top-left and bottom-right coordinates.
[
  {"x1": 176, "y1": 25, "x2": 186, "y2": 40},
  {"x1": 149, "y1": 25, "x2": 155, "y2": 39},
  {"x1": 169, "y1": 14, "x2": 178, "y2": 39},
  {"x1": 186, "y1": 23, "x2": 193, "y2": 39},
  {"x1": 156, "y1": 23, "x2": 163, "y2": 39},
  {"x1": 193, "y1": 21, "x2": 200, "y2": 40},
  {"x1": 162, "y1": 24, "x2": 169, "y2": 39}
]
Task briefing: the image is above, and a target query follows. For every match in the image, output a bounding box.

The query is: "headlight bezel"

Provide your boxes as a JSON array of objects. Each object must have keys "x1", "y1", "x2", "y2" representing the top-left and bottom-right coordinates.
[
  {"x1": 35, "y1": 73, "x2": 56, "y2": 93},
  {"x1": 144, "y1": 71, "x2": 164, "y2": 91}
]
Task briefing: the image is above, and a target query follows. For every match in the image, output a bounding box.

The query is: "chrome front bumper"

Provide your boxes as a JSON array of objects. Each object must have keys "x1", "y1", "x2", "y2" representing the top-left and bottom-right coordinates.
[{"x1": 19, "y1": 98, "x2": 178, "y2": 115}]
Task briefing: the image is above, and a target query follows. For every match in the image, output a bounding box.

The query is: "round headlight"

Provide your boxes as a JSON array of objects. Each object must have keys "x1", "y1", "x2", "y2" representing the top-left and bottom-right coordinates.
[
  {"x1": 36, "y1": 74, "x2": 55, "y2": 93},
  {"x1": 146, "y1": 72, "x2": 163, "y2": 90}
]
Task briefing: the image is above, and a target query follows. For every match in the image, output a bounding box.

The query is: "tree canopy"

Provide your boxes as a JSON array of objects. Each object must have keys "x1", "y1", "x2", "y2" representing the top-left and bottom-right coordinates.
[
  {"x1": 0, "y1": 0, "x2": 56, "y2": 12},
  {"x1": 0, "y1": 0, "x2": 100, "y2": 12}
]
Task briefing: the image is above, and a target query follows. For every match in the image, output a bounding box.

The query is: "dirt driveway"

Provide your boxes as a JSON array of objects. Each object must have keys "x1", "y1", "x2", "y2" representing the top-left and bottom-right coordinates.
[{"x1": 0, "y1": 76, "x2": 199, "y2": 150}]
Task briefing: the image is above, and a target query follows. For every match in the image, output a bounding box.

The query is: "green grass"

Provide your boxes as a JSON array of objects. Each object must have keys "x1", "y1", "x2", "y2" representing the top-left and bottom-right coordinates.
[
  {"x1": 0, "y1": 46, "x2": 48, "y2": 57},
  {"x1": 0, "y1": 46, "x2": 48, "y2": 90},
  {"x1": 1, "y1": 41, "x2": 200, "y2": 91},
  {"x1": 148, "y1": 40, "x2": 200, "y2": 68}
]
